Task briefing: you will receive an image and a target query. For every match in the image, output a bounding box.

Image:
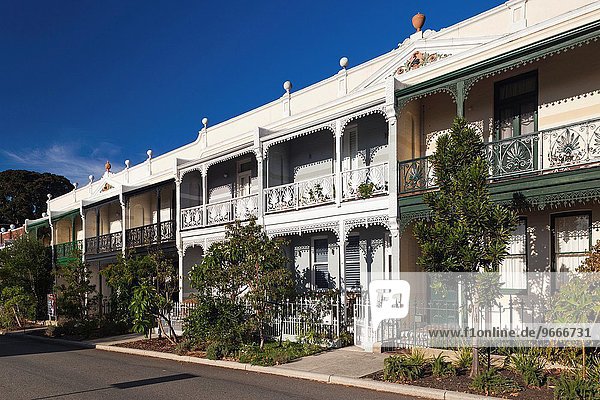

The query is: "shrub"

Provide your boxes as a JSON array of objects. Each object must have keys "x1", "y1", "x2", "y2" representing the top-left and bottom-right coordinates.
[
  {"x1": 358, "y1": 182, "x2": 375, "y2": 199},
  {"x1": 205, "y1": 342, "x2": 237, "y2": 360},
  {"x1": 552, "y1": 373, "x2": 600, "y2": 400},
  {"x1": 383, "y1": 349, "x2": 427, "y2": 382},
  {"x1": 454, "y1": 347, "x2": 473, "y2": 371},
  {"x1": 470, "y1": 368, "x2": 521, "y2": 396},
  {"x1": 431, "y1": 354, "x2": 456, "y2": 377},
  {"x1": 237, "y1": 341, "x2": 322, "y2": 366},
  {"x1": 183, "y1": 296, "x2": 248, "y2": 351},
  {"x1": 506, "y1": 348, "x2": 546, "y2": 387}
]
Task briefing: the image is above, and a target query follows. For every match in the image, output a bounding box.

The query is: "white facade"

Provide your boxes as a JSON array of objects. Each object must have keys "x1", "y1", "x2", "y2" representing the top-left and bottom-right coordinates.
[{"x1": 26, "y1": 1, "x2": 600, "y2": 307}]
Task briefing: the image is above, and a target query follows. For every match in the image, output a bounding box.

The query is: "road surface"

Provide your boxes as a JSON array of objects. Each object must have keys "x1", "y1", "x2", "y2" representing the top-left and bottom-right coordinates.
[{"x1": 0, "y1": 334, "x2": 422, "y2": 400}]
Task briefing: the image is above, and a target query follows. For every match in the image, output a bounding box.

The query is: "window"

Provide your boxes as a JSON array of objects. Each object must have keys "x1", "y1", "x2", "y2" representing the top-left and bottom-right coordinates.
[
  {"x1": 500, "y1": 218, "x2": 527, "y2": 291},
  {"x1": 553, "y1": 213, "x2": 591, "y2": 273},
  {"x1": 344, "y1": 125, "x2": 359, "y2": 171},
  {"x1": 494, "y1": 71, "x2": 538, "y2": 140},
  {"x1": 313, "y1": 238, "x2": 329, "y2": 289},
  {"x1": 345, "y1": 235, "x2": 361, "y2": 290}
]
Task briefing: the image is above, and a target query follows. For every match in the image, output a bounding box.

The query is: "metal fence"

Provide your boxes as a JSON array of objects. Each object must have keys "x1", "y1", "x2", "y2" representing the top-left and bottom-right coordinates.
[
  {"x1": 169, "y1": 297, "x2": 342, "y2": 343},
  {"x1": 353, "y1": 297, "x2": 545, "y2": 351}
]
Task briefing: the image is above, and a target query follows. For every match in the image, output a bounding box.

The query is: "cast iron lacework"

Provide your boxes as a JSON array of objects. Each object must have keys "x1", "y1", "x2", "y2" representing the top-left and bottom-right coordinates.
[{"x1": 398, "y1": 118, "x2": 600, "y2": 194}]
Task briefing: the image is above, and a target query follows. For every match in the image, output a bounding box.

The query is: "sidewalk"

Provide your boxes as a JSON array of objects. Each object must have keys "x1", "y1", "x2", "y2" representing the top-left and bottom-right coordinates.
[
  {"x1": 274, "y1": 346, "x2": 387, "y2": 378},
  {"x1": 19, "y1": 331, "x2": 499, "y2": 400}
]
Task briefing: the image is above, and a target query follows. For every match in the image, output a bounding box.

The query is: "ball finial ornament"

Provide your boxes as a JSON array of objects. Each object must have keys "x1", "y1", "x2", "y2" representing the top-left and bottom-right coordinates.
[
  {"x1": 125, "y1": 159, "x2": 130, "y2": 168},
  {"x1": 105, "y1": 160, "x2": 111, "y2": 172},
  {"x1": 339, "y1": 57, "x2": 349, "y2": 69},
  {"x1": 202, "y1": 117, "x2": 208, "y2": 127},
  {"x1": 88, "y1": 175, "x2": 94, "y2": 183},
  {"x1": 412, "y1": 12, "x2": 426, "y2": 32},
  {"x1": 146, "y1": 149, "x2": 153, "y2": 158},
  {"x1": 283, "y1": 80, "x2": 292, "y2": 92}
]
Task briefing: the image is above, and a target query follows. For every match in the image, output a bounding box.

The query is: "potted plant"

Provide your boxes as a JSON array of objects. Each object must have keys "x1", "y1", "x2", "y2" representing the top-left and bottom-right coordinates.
[{"x1": 358, "y1": 182, "x2": 375, "y2": 199}]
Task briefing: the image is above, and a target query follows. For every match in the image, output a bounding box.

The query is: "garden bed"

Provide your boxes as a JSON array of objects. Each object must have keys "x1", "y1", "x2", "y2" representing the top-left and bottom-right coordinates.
[
  {"x1": 370, "y1": 368, "x2": 557, "y2": 400},
  {"x1": 115, "y1": 338, "x2": 325, "y2": 366}
]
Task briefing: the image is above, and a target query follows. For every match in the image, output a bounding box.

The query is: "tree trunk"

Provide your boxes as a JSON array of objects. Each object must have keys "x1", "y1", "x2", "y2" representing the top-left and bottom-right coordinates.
[{"x1": 470, "y1": 292, "x2": 480, "y2": 377}]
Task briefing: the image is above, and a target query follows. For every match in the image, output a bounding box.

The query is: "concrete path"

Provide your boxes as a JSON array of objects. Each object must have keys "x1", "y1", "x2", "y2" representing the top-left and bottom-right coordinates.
[{"x1": 275, "y1": 345, "x2": 386, "y2": 378}]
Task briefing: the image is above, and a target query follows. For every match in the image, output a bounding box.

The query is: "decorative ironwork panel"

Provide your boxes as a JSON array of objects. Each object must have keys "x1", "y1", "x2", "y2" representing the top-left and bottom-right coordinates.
[
  {"x1": 206, "y1": 199, "x2": 233, "y2": 225},
  {"x1": 180, "y1": 205, "x2": 203, "y2": 229},
  {"x1": 265, "y1": 174, "x2": 335, "y2": 213},
  {"x1": 542, "y1": 119, "x2": 600, "y2": 168},
  {"x1": 126, "y1": 223, "x2": 159, "y2": 247},
  {"x1": 265, "y1": 182, "x2": 296, "y2": 212},
  {"x1": 85, "y1": 237, "x2": 98, "y2": 255},
  {"x1": 233, "y1": 194, "x2": 259, "y2": 220},
  {"x1": 398, "y1": 157, "x2": 436, "y2": 194},
  {"x1": 341, "y1": 163, "x2": 388, "y2": 200},
  {"x1": 55, "y1": 240, "x2": 83, "y2": 258},
  {"x1": 160, "y1": 220, "x2": 175, "y2": 241},
  {"x1": 486, "y1": 133, "x2": 538, "y2": 177}
]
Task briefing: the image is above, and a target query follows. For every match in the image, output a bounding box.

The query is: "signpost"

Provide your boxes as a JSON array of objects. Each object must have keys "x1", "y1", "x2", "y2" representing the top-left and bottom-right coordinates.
[{"x1": 47, "y1": 293, "x2": 57, "y2": 322}]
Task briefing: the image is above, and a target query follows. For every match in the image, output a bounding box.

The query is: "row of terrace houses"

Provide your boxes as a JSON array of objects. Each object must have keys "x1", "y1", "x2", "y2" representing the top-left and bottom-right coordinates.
[{"x1": 25, "y1": 0, "x2": 600, "y2": 313}]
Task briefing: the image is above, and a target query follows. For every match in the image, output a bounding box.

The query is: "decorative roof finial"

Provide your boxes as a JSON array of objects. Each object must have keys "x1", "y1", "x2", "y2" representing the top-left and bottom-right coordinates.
[
  {"x1": 283, "y1": 80, "x2": 292, "y2": 93},
  {"x1": 105, "y1": 160, "x2": 111, "y2": 172},
  {"x1": 412, "y1": 12, "x2": 426, "y2": 32},
  {"x1": 339, "y1": 57, "x2": 349, "y2": 69}
]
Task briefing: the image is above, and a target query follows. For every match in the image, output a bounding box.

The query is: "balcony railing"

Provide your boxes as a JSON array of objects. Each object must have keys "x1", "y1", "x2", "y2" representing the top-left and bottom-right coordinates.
[
  {"x1": 181, "y1": 205, "x2": 204, "y2": 230},
  {"x1": 85, "y1": 232, "x2": 121, "y2": 255},
  {"x1": 180, "y1": 194, "x2": 259, "y2": 230},
  {"x1": 126, "y1": 220, "x2": 175, "y2": 248},
  {"x1": 55, "y1": 240, "x2": 82, "y2": 258},
  {"x1": 398, "y1": 118, "x2": 600, "y2": 194},
  {"x1": 341, "y1": 163, "x2": 389, "y2": 200},
  {"x1": 265, "y1": 174, "x2": 335, "y2": 213},
  {"x1": 206, "y1": 194, "x2": 259, "y2": 226}
]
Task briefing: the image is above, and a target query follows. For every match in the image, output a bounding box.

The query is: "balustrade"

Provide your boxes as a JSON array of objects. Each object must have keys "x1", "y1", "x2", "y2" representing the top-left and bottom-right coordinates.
[
  {"x1": 55, "y1": 240, "x2": 82, "y2": 258},
  {"x1": 398, "y1": 118, "x2": 600, "y2": 194},
  {"x1": 341, "y1": 163, "x2": 388, "y2": 200},
  {"x1": 265, "y1": 174, "x2": 335, "y2": 213}
]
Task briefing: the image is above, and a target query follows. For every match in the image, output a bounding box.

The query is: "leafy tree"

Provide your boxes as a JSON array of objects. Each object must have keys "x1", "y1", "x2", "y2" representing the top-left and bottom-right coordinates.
[
  {"x1": 101, "y1": 252, "x2": 156, "y2": 324},
  {"x1": 114, "y1": 252, "x2": 179, "y2": 343},
  {"x1": 0, "y1": 170, "x2": 73, "y2": 226},
  {"x1": 0, "y1": 235, "x2": 53, "y2": 319},
  {"x1": 413, "y1": 118, "x2": 517, "y2": 376},
  {"x1": 0, "y1": 286, "x2": 35, "y2": 329},
  {"x1": 55, "y1": 253, "x2": 97, "y2": 321},
  {"x1": 188, "y1": 218, "x2": 293, "y2": 350}
]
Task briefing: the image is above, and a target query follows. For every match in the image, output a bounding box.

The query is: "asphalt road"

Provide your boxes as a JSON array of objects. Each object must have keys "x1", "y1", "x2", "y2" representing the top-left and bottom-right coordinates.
[{"x1": 0, "y1": 334, "x2": 421, "y2": 400}]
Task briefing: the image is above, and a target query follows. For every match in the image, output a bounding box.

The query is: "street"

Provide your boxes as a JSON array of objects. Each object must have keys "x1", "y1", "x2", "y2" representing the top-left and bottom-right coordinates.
[{"x1": 0, "y1": 334, "x2": 419, "y2": 400}]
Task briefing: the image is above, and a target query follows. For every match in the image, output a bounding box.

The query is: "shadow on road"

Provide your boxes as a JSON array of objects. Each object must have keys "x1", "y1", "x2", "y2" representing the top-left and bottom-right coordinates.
[{"x1": 0, "y1": 333, "x2": 83, "y2": 357}]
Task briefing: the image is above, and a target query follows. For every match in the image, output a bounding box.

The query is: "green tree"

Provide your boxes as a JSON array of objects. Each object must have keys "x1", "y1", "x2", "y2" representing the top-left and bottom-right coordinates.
[
  {"x1": 0, "y1": 286, "x2": 35, "y2": 329},
  {"x1": 55, "y1": 253, "x2": 96, "y2": 321},
  {"x1": 101, "y1": 252, "x2": 156, "y2": 324},
  {"x1": 113, "y1": 252, "x2": 179, "y2": 343},
  {"x1": 188, "y1": 218, "x2": 293, "y2": 349},
  {"x1": 413, "y1": 118, "x2": 517, "y2": 376},
  {"x1": 0, "y1": 170, "x2": 73, "y2": 226},
  {"x1": 0, "y1": 235, "x2": 53, "y2": 319}
]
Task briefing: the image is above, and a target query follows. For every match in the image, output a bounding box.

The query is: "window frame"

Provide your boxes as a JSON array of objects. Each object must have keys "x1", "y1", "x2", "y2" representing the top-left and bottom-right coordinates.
[
  {"x1": 493, "y1": 70, "x2": 539, "y2": 140},
  {"x1": 500, "y1": 216, "x2": 528, "y2": 295},
  {"x1": 311, "y1": 236, "x2": 330, "y2": 290}
]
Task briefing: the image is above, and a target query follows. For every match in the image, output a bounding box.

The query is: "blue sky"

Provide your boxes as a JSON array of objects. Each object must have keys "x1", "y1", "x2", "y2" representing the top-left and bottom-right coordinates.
[{"x1": 0, "y1": 0, "x2": 503, "y2": 184}]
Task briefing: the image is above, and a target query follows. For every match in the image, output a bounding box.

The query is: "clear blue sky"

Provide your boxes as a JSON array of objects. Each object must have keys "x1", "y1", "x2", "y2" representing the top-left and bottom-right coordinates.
[{"x1": 0, "y1": 0, "x2": 503, "y2": 184}]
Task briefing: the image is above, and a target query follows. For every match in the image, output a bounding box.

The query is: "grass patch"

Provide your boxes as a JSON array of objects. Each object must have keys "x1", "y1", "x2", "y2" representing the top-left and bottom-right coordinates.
[{"x1": 238, "y1": 341, "x2": 323, "y2": 366}]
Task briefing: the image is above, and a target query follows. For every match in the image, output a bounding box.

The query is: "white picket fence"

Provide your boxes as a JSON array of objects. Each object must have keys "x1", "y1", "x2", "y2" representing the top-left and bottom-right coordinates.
[{"x1": 169, "y1": 297, "x2": 341, "y2": 343}]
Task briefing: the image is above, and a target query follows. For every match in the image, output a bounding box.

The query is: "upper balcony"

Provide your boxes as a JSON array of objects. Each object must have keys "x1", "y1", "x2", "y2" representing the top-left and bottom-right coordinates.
[
  {"x1": 53, "y1": 213, "x2": 83, "y2": 263},
  {"x1": 264, "y1": 113, "x2": 389, "y2": 214},
  {"x1": 180, "y1": 154, "x2": 259, "y2": 230},
  {"x1": 395, "y1": 39, "x2": 600, "y2": 196},
  {"x1": 125, "y1": 183, "x2": 175, "y2": 248},
  {"x1": 398, "y1": 118, "x2": 600, "y2": 194}
]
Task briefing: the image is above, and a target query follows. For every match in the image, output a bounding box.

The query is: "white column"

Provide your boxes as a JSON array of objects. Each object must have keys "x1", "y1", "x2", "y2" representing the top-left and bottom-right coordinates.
[
  {"x1": 80, "y1": 206, "x2": 86, "y2": 262},
  {"x1": 339, "y1": 219, "x2": 346, "y2": 304},
  {"x1": 385, "y1": 76, "x2": 401, "y2": 277},
  {"x1": 175, "y1": 176, "x2": 182, "y2": 245},
  {"x1": 256, "y1": 149, "x2": 265, "y2": 226},
  {"x1": 178, "y1": 249, "x2": 184, "y2": 303},
  {"x1": 335, "y1": 120, "x2": 342, "y2": 206},
  {"x1": 120, "y1": 193, "x2": 126, "y2": 255},
  {"x1": 202, "y1": 164, "x2": 208, "y2": 226}
]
